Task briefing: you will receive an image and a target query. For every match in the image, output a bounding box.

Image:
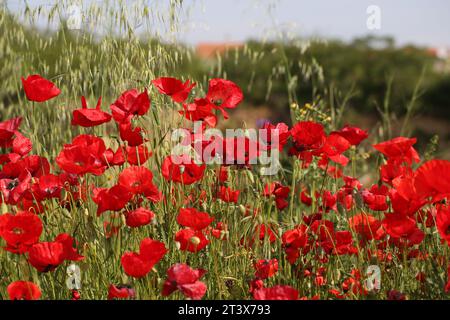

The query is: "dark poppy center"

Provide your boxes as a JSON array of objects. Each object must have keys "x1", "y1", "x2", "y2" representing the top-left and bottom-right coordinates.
[
  {"x1": 12, "y1": 227, "x2": 24, "y2": 235},
  {"x1": 7, "y1": 179, "x2": 19, "y2": 190}
]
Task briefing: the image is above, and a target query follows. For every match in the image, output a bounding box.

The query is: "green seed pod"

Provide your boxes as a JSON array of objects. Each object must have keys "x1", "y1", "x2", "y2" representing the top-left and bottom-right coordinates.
[
  {"x1": 353, "y1": 190, "x2": 364, "y2": 208},
  {"x1": 1, "y1": 202, "x2": 8, "y2": 214},
  {"x1": 245, "y1": 170, "x2": 255, "y2": 184}
]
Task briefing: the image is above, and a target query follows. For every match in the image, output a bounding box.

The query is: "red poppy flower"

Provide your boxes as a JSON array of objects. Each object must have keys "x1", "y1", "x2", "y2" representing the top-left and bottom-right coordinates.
[
  {"x1": 209, "y1": 222, "x2": 228, "y2": 240},
  {"x1": 348, "y1": 213, "x2": 385, "y2": 242},
  {"x1": 379, "y1": 160, "x2": 410, "y2": 185},
  {"x1": 0, "y1": 117, "x2": 22, "y2": 146},
  {"x1": 382, "y1": 213, "x2": 424, "y2": 247},
  {"x1": 321, "y1": 133, "x2": 351, "y2": 166},
  {"x1": 92, "y1": 185, "x2": 132, "y2": 216},
  {"x1": 161, "y1": 155, "x2": 206, "y2": 185},
  {"x1": 243, "y1": 224, "x2": 277, "y2": 248},
  {"x1": 260, "y1": 122, "x2": 290, "y2": 151},
  {"x1": 54, "y1": 233, "x2": 84, "y2": 261},
  {"x1": 300, "y1": 189, "x2": 313, "y2": 206},
  {"x1": 341, "y1": 269, "x2": 368, "y2": 296},
  {"x1": 362, "y1": 185, "x2": 389, "y2": 211},
  {"x1": 56, "y1": 134, "x2": 108, "y2": 176},
  {"x1": 110, "y1": 88, "x2": 150, "y2": 122},
  {"x1": 387, "y1": 290, "x2": 407, "y2": 300},
  {"x1": 290, "y1": 121, "x2": 325, "y2": 153},
  {"x1": 30, "y1": 174, "x2": 63, "y2": 201},
  {"x1": 21, "y1": 74, "x2": 61, "y2": 102},
  {"x1": 108, "y1": 284, "x2": 136, "y2": 300},
  {"x1": 162, "y1": 263, "x2": 207, "y2": 300},
  {"x1": 218, "y1": 166, "x2": 228, "y2": 182},
  {"x1": 254, "y1": 259, "x2": 278, "y2": 279},
  {"x1": 219, "y1": 136, "x2": 260, "y2": 167},
  {"x1": 249, "y1": 279, "x2": 264, "y2": 294},
  {"x1": 125, "y1": 207, "x2": 155, "y2": 228},
  {"x1": 7, "y1": 281, "x2": 41, "y2": 300},
  {"x1": 218, "y1": 186, "x2": 240, "y2": 203},
  {"x1": 180, "y1": 98, "x2": 217, "y2": 127},
  {"x1": 152, "y1": 77, "x2": 196, "y2": 103},
  {"x1": 329, "y1": 231, "x2": 358, "y2": 256},
  {"x1": 21, "y1": 155, "x2": 51, "y2": 178},
  {"x1": 28, "y1": 241, "x2": 65, "y2": 272},
  {"x1": 373, "y1": 137, "x2": 420, "y2": 165},
  {"x1": 310, "y1": 219, "x2": 335, "y2": 244},
  {"x1": 125, "y1": 145, "x2": 152, "y2": 165},
  {"x1": 205, "y1": 78, "x2": 243, "y2": 119},
  {"x1": 414, "y1": 160, "x2": 450, "y2": 202},
  {"x1": 436, "y1": 205, "x2": 450, "y2": 246},
  {"x1": 72, "y1": 96, "x2": 112, "y2": 127},
  {"x1": 253, "y1": 285, "x2": 298, "y2": 300},
  {"x1": 177, "y1": 208, "x2": 214, "y2": 230},
  {"x1": 11, "y1": 131, "x2": 32, "y2": 156},
  {"x1": 118, "y1": 166, "x2": 161, "y2": 202},
  {"x1": 390, "y1": 173, "x2": 426, "y2": 216},
  {"x1": 332, "y1": 125, "x2": 368, "y2": 146},
  {"x1": 303, "y1": 213, "x2": 323, "y2": 226},
  {"x1": 104, "y1": 146, "x2": 126, "y2": 166},
  {"x1": 118, "y1": 118, "x2": 145, "y2": 146},
  {"x1": 263, "y1": 182, "x2": 290, "y2": 210},
  {"x1": 175, "y1": 228, "x2": 209, "y2": 253},
  {"x1": 121, "y1": 238, "x2": 168, "y2": 278},
  {"x1": 0, "y1": 212, "x2": 43, "y2": 254},
  {"x1": 0, "y1": 167, "x2": 32, "y2": 205}
]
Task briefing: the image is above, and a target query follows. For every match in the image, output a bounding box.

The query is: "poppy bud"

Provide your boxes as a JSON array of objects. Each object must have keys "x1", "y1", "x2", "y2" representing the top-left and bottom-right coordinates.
[
  {"x1": 239, "y1": 204, "x2": 247, "y2": 215},
  {"x1": 190, "y1": 236, "x2": 201, "y2": 245},
  {"x1": 353, "y1": 190, "x2": 364, "y2": 208},
  {"x1": 1, "y1": 202, "x2": 8, "y2": 214},
  {"x1": 245, "y1": 170, "x2": 255, "y2": 184},
  {"x1": 257, "y1": 215, "x2": 264, "y2": 224},
  {"x1": 337, "y1": 202, "x2": 346, "y2": 215}
]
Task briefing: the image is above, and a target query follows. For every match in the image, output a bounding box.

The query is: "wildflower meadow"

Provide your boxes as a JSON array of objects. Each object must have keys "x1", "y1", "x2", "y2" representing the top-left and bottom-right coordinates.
[{"x1": 1, "y1": 1, "x2": 450, "y2": 302}]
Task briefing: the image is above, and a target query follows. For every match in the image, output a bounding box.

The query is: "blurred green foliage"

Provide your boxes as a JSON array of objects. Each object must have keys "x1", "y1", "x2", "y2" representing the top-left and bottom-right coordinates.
[
  {"x1": 1, "y1": 9, "x2": 449, "y2": 123},
  {"x1": 219, "y1": 36, "x2": 449, "y2": 119}
]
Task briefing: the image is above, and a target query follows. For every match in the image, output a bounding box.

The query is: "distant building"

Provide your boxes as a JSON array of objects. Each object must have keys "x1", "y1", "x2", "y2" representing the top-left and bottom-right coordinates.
[
  {"x1": 428, "y1": 46, "x2": 450, "y2": 73},
  {"x1": 428, "y1": 47, "x2": 450, "y2": 59},
  {"x1": 196, "y1": 42, "x2": 244, "y2": 59}
]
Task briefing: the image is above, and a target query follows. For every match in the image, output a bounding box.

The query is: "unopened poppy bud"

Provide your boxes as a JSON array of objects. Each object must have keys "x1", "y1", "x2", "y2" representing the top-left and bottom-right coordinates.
[
  {"x1": 190, "y1": 236, "x2": 201, "y2": 245},
  {"x1": 257, "y1": 215, "x2": 264, "y2": 224},
  {"x1": 239, "y1": 204, "x2": 247, "y2": 215},
  {"x1": 353, "y1": 190, "x2": 364, "y2": 208},
  {"x1": 1, "y1": 202, "x2": 8, "y2": 214},
  {"x1": 337, "y1": 202, "x2": 345, "y2": 215},
  {"x1": 175, "y1": 241, "x2": 181, "y2": 250},
  {"x1": 84, "y1": 208, "x2": 89, "y2": 216},
  {"x1": 245, "y1": 170, "x2": 255, "y2": 184}
]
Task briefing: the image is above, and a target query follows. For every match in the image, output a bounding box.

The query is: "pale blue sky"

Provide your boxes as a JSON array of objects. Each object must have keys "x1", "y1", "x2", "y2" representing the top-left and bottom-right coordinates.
[
  {"x1": 6, "y1": 0, "x2": 450, "y2": 47},
  {"x1": 182, "y1": 0, "x2": 450, "y2": 47}
]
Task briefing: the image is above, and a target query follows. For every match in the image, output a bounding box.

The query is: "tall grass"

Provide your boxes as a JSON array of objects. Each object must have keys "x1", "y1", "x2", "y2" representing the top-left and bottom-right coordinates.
[{"x1": 0, "y1": 1, "x2": 448, "y2": 300}]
